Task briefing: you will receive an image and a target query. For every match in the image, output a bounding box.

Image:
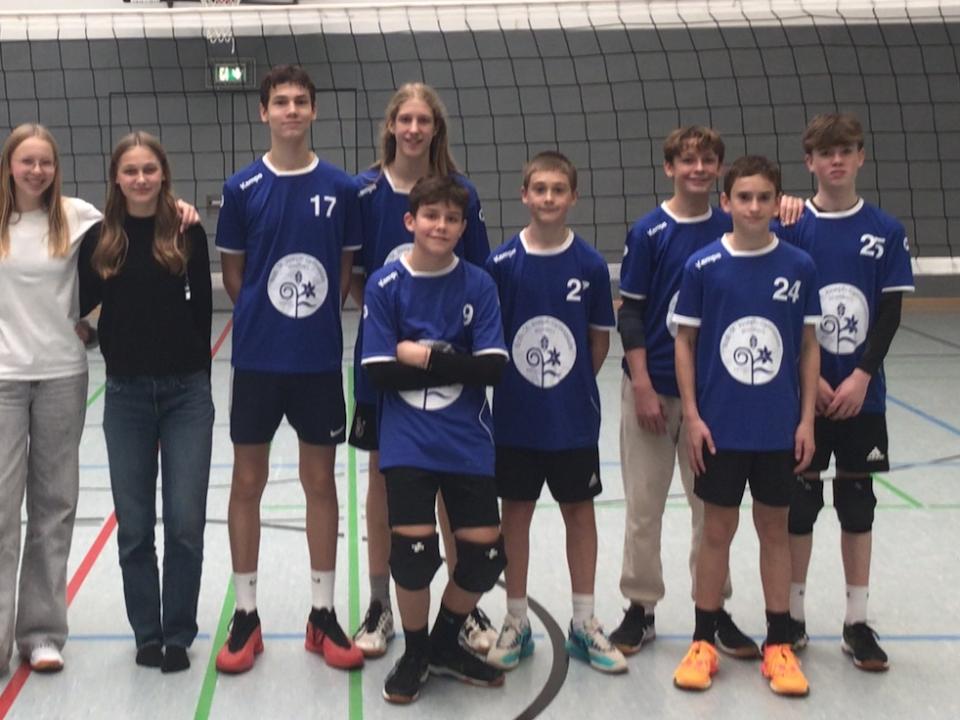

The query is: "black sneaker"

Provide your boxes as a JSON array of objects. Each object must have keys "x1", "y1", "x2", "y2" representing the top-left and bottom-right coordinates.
[
  {"x1": 842, "y1": 622, "x2": 889, "y2": 672},
  {"x1": 788, "y1": 617, "x2": 809, "y2": 651},
  {"x1": 382, "y1": 650, "x2": 430, "y2": 704},
  {"x1": 608, "y1": 604, "x2": 655, "y2": 655},
  {"x1": 715, "y1": 609, "x2": 761, "y2": 659},
  {"x1": 135, "y1": 642, "x2": 163, "y2": 668},
  {"x1": 429, "y1": 639, "x2": 505, "y2": 687}
]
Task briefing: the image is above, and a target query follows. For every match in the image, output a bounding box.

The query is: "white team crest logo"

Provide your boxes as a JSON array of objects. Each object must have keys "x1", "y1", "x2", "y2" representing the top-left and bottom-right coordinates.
[
  {"x1": 511, "y1": 315, "x2": 576, "y2": 389},
  {"x1": 399, "y1": 339, "x2": 463, "y2": 410},
  {"x1": 665, "y1": 291, "x2": 680, "y2": 339},
  {"x1": 817, "y1": 283, "x2": 869, "y2": 355},
  {"x1": 267, "y1": 253, "x2": 328, "y2": 319},
  {"x1": 720, "y1": 316, "x2": 783, "y2": 386},
  {"x1": 384, "y1": 242, "x2": 414, "y2": 266}
]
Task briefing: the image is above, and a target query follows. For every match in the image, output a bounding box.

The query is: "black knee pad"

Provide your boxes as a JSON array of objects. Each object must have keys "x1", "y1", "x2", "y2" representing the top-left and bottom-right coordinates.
[
  {"x1": 788, "y1": 477, "x2": 824, "y2": 535},
  {"x1": 452, "y1": 535, "x2": 507, "y2": 593},
  {"x1": 390, "y1": 532, "x2": 442, "y2": 590},
  {"x1": 833, "y1": 477, "x2": 876, "y2": 534}
]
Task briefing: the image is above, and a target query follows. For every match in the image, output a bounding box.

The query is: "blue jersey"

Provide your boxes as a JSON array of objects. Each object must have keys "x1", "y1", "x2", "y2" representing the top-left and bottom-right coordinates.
[
  {"x1": 486, "y1": 231, "x2": 616, "y2": 450},
  {"x1": 352, "y1": 168, "x2": 490, "y2": 405},
  {"x1": 216, "y1": 155, "x2": 361, "y2": 373},
  {"x1": 361, "y1": 256, "x2": 508, "y2": 476},
  {"x1": 779, "y1": 200, "x2": 914, "y2": 413},
  {"x1": 619, "y1": 204, "x2": 731, "y2": 396},
  {"x1": 674, "y1": 236, "x2": 821, "y2": 451}
]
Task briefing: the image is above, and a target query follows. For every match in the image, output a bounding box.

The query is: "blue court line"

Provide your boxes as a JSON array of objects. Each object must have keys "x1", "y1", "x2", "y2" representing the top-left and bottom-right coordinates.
[
  {"x1": 653, "y1": 633, "x2": 960, "y2": 643},
  {"x1": 887, "y1": 393, "x2": 960, "y2": 437},
  {"x1": 66, "y1": 631, "x2": 960, "y2": 643},
  {"x1": 80, "y1": 462, "x2": 347, "y2": 471}
]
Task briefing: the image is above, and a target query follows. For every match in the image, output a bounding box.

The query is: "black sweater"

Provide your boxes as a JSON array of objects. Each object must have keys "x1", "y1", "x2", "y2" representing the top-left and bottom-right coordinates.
[{"x1": 79, "y1": 216, "x2": 212, "y2": 376}]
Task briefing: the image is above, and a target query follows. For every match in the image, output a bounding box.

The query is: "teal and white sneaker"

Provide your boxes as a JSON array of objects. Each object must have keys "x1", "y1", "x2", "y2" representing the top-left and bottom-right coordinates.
[
  {"x1": 565, "y1": 617, "x2": 628, "y2": 674},
  {"x1": 486, "y1": 614, "x2": 534, "y2": 670}
]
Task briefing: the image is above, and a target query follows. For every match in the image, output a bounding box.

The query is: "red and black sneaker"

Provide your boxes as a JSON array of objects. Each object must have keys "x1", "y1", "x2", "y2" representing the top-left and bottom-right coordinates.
[
  {"x1": 305, "y1": 607, "x2": 364, "y2": 670},
  {"x1": 216, "y1": 609, "x2": 263, "y2": 674}
]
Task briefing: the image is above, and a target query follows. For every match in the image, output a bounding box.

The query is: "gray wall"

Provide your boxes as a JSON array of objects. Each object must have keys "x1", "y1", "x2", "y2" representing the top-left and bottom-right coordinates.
[{"x1": 1, "y1": 20, "x2": 958, "y2": 264}]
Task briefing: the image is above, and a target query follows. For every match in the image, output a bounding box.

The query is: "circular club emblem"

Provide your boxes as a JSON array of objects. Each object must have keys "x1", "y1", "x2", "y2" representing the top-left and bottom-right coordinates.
[
  {"x1": 399, "y1": 340, "x2": 463, "y2": 411},
  {"x1": 719, "y1": 316, "x2": 783, "y2": 386},
  {"x1": 383, "y1": 242, "x2": 414, "y2": 266},
  {"x1": 267, "y1": 253, "x2": 328, "y2": 319},
  {"x1": 665, "y1": 290, "x2": 680, "y2": 339},
  {"x1": 511, "y1": 315, "x2": 577, "y2": 389},
  {"x1": 816, "y1": 283, "x2": 869, "y2": 355}
]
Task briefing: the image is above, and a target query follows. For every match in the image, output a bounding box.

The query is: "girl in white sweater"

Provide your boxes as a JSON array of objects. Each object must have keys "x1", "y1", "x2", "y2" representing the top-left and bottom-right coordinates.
[{"x1": 0, "y1": 123, "x2": 101, "y2": 674}]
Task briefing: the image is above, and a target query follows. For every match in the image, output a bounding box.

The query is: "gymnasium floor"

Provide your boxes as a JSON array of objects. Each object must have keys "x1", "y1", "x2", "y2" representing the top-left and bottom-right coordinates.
[{"x1": 2, "y1": 299, "x2": 958, "y2": 719}]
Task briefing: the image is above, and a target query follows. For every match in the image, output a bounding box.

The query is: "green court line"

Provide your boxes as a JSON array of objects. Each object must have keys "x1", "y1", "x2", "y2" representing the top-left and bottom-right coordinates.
[
  {"x1": 86, "y1": 382, "x2": 105, "y2": 408},
  {"x1": 874, "y1": 473, "x2": 923, "y2": 509},
  {"x1": 195, "y1": 578, "x2": 235, "y2": 719},
  {"x1": 346, "y1": 372, "x2": 363, "y2": 720}
]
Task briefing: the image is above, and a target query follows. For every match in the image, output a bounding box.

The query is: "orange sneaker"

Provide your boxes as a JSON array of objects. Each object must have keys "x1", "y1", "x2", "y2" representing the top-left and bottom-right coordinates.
[
  {"x1": 761, "y1": 643, "x2": 809, "y2": 696},
  {"x1": 305, "y1": 607, "x2": 364, "y2": 670},
  {"x1": 216, "y1": 609, "x2": 264, "y2": 674},
  {"x1": 673, "y1": 640, "x2": 719, "y2": 691}
]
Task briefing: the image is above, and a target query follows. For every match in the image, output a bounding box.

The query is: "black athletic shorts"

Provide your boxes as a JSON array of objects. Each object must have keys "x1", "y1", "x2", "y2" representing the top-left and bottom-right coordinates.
[
  {"x1": 348, "y1": 401, "x2": 379, "y2": 451},
  {"x1": 230, "y1": 369, "x2": 345, "y2": 445},
  {"x1": 694, "y1": 449, "x2": 795, "y2": 508},
  {"x1": 384, "y1": 467, "x2": 500, "y2": 531},
  {"x1": 495, "y1": 446, "x2": 602, "y2": 503},
  {"x1": 809, "y1": 413, "x2": 889, "y2": 474}
]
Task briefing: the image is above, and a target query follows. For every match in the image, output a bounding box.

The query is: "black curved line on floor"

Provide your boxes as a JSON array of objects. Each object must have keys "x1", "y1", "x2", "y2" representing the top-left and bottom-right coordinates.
[{"x1": 500, "y1": 578, "x2": 569, "y2": 720}]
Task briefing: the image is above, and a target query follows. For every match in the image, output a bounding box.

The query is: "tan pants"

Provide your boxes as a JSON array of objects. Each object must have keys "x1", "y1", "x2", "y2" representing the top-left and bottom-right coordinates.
[{"x1": 617, "y1": 373, "x2": 731, "y2": 610}]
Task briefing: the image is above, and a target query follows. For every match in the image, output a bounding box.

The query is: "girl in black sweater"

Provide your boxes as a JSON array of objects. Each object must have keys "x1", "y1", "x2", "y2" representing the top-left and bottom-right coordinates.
[{"x1": 79, "y1": 132, "x2": 213, "y2": 673}]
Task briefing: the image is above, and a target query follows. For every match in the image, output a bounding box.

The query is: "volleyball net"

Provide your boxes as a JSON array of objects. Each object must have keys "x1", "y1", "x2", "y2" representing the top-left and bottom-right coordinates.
[{"x1": 1, "y1": 0, "x2": 958, "y2": 280}]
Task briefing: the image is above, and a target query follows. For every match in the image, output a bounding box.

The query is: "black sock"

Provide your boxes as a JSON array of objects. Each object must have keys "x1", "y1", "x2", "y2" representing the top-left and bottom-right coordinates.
[
  {"x1": 161, "y1": 645, "x2": 190, "y2": 673},
  {"x1": 135, "y1": 642, "x2": 163, "y2": 668},
  {"x1": 765, "y1": 611, "x2": 791, "y2": 646},
  {"x1": 430, "y1": 604, "x2": 468, "y2": 652},
  {"x1": 693, "y1": 607, "x2": 720, "y2": 643},
  {"x1": 403, "y1": 627, "x2": 430, "y2": 656}
]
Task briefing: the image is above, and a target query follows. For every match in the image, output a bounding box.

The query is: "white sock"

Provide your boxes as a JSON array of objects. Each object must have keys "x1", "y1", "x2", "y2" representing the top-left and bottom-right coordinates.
[
  {"x1": 790, "y1": 582, "x2": 806, "y2": 621},
  {"x1": 845, "y1": 585, "x2": 869, "y2": 625},
  {"x1": 233, "y1": 572, "x2": 258, "y2": 612},
  {"x1": 507, "y1": 597, "x2": 529, "y2": 624},
  {"x1": 311, "y1": 569, "x2": 335, "y2": 610},
  {"x1": 572, "y1": 593, "x2": 594, "y2": 628}
]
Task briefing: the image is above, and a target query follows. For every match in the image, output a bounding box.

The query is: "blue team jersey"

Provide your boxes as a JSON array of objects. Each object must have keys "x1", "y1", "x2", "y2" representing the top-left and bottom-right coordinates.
[
  {"x1": 778, "y1": 200, "x2": 914, "y2": 413},
  {"x1": 216, "y1": 155, "x2": 361, "y2": 373},
  {"x1": 619, "y1": 204, "x2": 732, "y2": 396},
  {"x1": 674, "y1": 236, "x2": 821, "y2": 451},
  {"x1": 351, "y1": 168, "x2": 490, "y2": 406},
  {"x1": 361, "y1": 256, "x2": 508, "y2": 476},
  {"x1": 486, "y1": 230, "x2": 616, "y2": 450}
]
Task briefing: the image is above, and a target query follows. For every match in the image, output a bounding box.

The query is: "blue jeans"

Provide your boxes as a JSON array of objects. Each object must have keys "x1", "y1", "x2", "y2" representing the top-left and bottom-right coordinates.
[{"x1": 103, "y1": 371, "x2": 213, "y2": 649}]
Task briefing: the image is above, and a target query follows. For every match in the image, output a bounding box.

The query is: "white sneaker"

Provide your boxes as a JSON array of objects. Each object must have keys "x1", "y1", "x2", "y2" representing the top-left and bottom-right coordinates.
[
  {"x1": 565, "y1": 617, "x2": 627, "y2": 674},
  {"x1": 353, "y1": 600, "x2": 395, "y2": 658},
  {"x1": 486, "y1": 614, "x2": 534, "y2": 670},
  {"x1": 460, "y1": 606, "x2": 498, "y2": 655},
  {"x1": 29, "y1": 643, "x2": 64, "y2": 673}
]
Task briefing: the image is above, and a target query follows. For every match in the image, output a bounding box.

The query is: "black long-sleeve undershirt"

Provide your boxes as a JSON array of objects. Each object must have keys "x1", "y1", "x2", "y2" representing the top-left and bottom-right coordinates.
[
  {"x1": 857, "y1": 292, "x2": 903, "y2": 376},
  {"x1": 365, "y1": 352, "x2": 506, "y2": 391},
  {"x1": 617, "y1": 296, "x2": 646, "y2": 350}
]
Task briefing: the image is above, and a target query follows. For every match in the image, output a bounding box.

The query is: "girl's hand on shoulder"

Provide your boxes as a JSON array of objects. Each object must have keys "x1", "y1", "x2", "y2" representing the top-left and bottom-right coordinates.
[{"x1": 175, "y1": 199, "x2": 201, "y2": 232}]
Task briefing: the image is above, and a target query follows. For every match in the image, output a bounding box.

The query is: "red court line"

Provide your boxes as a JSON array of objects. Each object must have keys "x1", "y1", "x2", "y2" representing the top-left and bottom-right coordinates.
[
  {"x1": 0, "y1": 317, "x2": 233, "y2": 718},
  {"x1": 0, "y1": 512, "x2": 117, "y2": 718}
]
